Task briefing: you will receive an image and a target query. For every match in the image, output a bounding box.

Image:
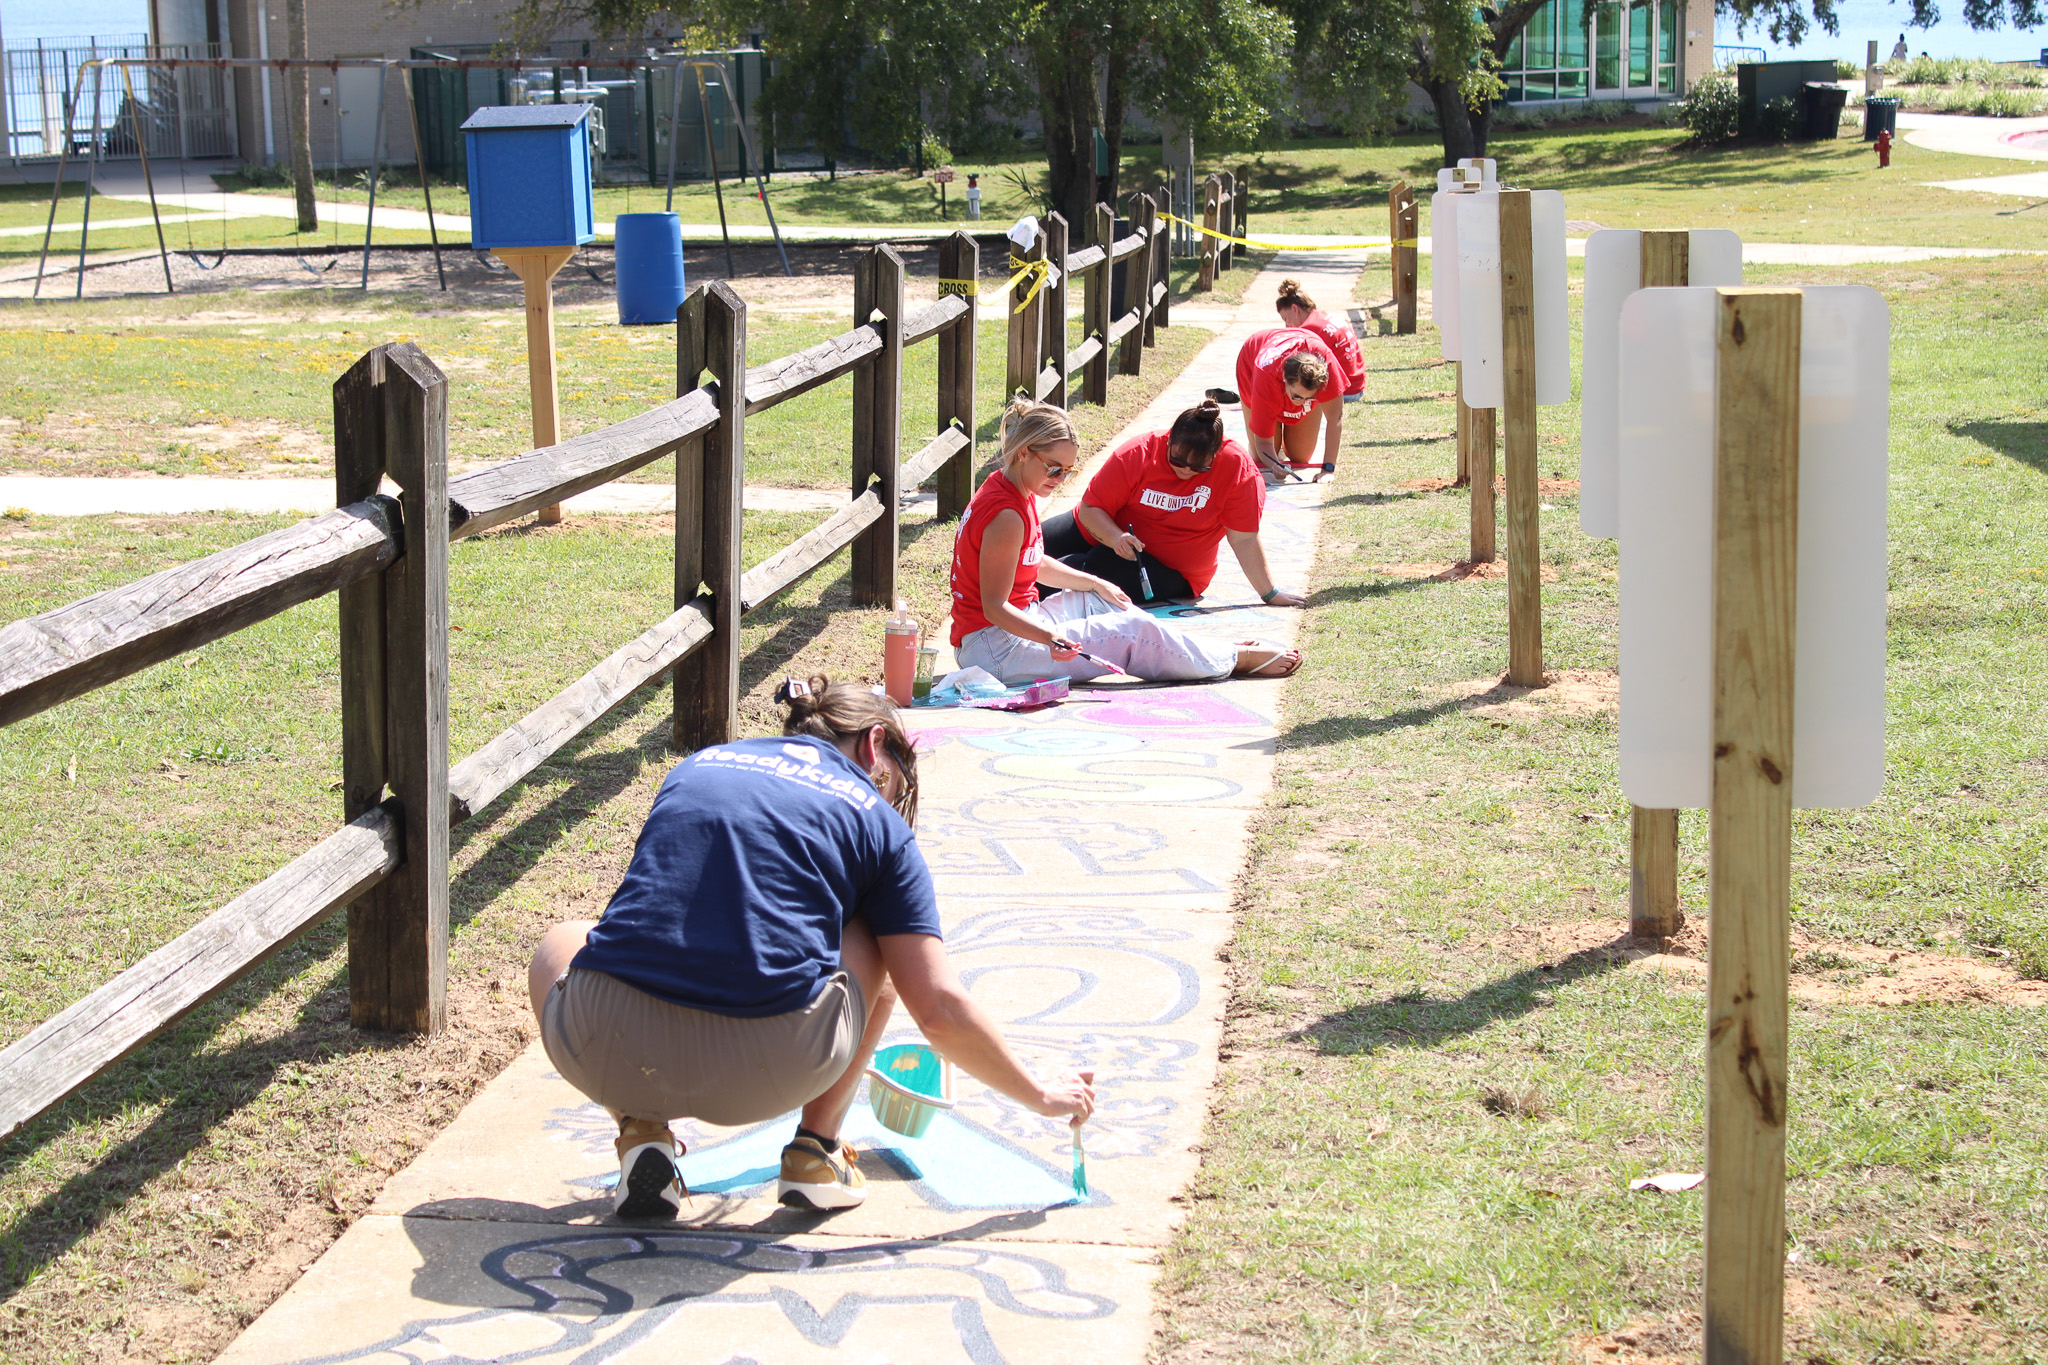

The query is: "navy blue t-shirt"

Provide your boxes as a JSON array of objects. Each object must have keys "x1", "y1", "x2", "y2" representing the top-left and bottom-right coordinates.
[{"x1": 572, "y1": 736, "x2": 941, "y2": 1018}]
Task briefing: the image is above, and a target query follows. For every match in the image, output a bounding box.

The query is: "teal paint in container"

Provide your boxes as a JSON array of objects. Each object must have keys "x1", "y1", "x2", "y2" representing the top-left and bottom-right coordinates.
[
  {"x1": 615, "y1": 212, "x2": 688, "y2": 326},
  {"x1": 866, "y1": 1043, "x2": 954, "y2": 1138}
]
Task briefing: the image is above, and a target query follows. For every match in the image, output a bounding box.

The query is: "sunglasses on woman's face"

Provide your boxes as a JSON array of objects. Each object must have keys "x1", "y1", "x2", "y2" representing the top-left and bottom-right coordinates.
[
  {"x1": 1033, "y1": 451, "x2": 1075, "y2": 480},
  {"x1": 1167, "y1": 448, "x2": 1216, "y2": 473}
]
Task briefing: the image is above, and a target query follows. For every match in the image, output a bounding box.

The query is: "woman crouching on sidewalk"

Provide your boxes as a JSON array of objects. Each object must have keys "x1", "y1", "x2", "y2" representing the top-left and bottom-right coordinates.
[
  {"x1": 950, "y1": 398, "x2": 1300, "y2": 683},
  {"x1": 528, "y1": 677, "x2": 1095, "y2": 1218}
]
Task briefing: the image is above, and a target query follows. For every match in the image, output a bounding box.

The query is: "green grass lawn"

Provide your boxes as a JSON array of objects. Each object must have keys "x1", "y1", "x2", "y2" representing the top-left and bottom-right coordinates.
[{"x1": 1157, "y1": 252, "x2": 2048, "y2": 1363}]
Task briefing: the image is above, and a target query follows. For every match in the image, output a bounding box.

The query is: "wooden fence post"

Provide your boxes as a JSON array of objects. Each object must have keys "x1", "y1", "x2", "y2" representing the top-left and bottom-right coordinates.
[
  {"x1": 1084, "y1": 202, "x2": 1113, "y2": 405},
  {"x1": 1006, "y1": 218, "x2": 1044, "y2": 398},
  {"x1": 1500, "y1": 188, "x2": 1543, "y2": 686},
  {"x1": 1043, "y1": 211, "x2": 1070, "y2": 408},
  {"x1": 336, "y1": 347, "x2": 389, "y2": 832},
  {"x1": 1467, "y1": 381, "x2": 1496, "y2": 562},
  {"x1": 1217, "y1": 171, "x2": 1235, "y2": 272},
  {"x1": 852, "y1": 246, "x2": 905, "y2": 605},
  {"x1": 1118, "y1": 199, "x2": 1147, "y2": 378},
  {"x1": 1146, "y1": 193, "x2": 1163, "y2": 351},
  {"x1": 1235, "y1": 163, "x2": 1251, "y2": 251},
  {"x1": 1198, "y1": 175, "x2": 1220, "y2": 292},
  {"x1": 673, "y1": 282, "x2": 746, "y2": 750},
  {"x1": 344, "y1": 343, "x2": 449, "y2": 1034},
  {"x1": 1150, "y1": 186, "x2": 1172, "y2": 332},
  {"x1": 1630, "y1": 227, "x2": 1691, "y2": 938},
  {"x1": 936, "y1": 231, "x2": 978, "y2": 521},
  {"x1": 1396, "y1": 184, "x2": 1419, "y2": 335},
  {"x1": 1705, "y1": 286, "x2": 1801, "y2": 1365}
]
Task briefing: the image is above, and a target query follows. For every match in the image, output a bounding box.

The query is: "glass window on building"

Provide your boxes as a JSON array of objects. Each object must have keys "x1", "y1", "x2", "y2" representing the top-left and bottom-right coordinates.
[{"x1": 1501, "y1": 0, "x2": 1679, "y2": 100}]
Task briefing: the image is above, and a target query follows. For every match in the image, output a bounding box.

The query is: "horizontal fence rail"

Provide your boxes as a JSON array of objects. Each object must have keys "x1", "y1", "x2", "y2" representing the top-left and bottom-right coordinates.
[{"x1": 0, "y1": 233, "x2": 994, "y2": 1145}]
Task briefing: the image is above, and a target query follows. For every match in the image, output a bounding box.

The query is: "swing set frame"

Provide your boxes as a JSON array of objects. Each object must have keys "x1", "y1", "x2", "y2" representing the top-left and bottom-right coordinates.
[{"x1": 31, "y1": 55, "x2": 462, "y2": 298}]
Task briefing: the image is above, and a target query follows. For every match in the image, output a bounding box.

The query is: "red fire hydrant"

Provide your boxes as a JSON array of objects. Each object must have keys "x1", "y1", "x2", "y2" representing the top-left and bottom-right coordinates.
[{"x1": 1875, "y1": 129, "x2": 1893, "y2": 168}]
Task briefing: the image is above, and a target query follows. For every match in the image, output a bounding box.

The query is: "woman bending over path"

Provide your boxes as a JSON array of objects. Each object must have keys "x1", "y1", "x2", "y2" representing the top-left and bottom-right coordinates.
[
  {"x1": 950, "y1": 398, "x2": 1301, "y2": 683},
  {"x1": 1235, "y1": 325, "x2": 1345, "y2": 483},
  {"x1": 1273, "y1": 277, "x2": 1364, "y2": 402},
  {"x1": 528, "y1": 678, "x2": 1095, "y2": 1218},
  {"x1": 1041, "y1": 400, "x2": 1307, "y2": 608}
]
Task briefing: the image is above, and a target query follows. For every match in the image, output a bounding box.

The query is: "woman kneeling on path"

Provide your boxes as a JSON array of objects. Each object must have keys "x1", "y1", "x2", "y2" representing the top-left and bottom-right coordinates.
[
  {"x1": 1041, "y1": 400, "x2": 1307, "y2": 608},
  {"x1": 1234, "y1": 325, "x2": 1345, "y2": 483},
  {"x1": 951, "y1": 398, "x2": 1301, "y2": 683},
  {"x1": 1273, "y1": 278, "x2": 1364, "y2": 404},
  {"x1": 527, "y1": 677, "x2": 1096, "y2": 1219}
]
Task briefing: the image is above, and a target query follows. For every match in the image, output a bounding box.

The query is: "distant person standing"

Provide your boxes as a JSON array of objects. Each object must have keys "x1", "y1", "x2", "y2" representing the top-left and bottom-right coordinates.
[
  {"x1": 1890, "y1": 34, "x2": 1909, "y2": 63},
  {"x1": 965, "y1": 173, "x2": 982, "y2": 221}
]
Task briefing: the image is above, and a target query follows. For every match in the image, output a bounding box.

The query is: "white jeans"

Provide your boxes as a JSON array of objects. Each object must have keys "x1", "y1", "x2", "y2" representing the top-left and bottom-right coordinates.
[{"x1": 956, "y1": 590, "x2": 1237, "y2": 684}]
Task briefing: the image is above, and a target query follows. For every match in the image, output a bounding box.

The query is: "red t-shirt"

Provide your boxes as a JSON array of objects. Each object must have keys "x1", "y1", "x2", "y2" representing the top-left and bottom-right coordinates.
[
  {"x1": 1298, "y1": 310, "x2": 1365, "y2": 396},
  {"x1": 1078, "y1": 431, "x2": 1264, "y2": 596},
  {"x1": 949, "y1": 468, "x2": 1043, "y2": 646},
  {"x1": 1236, "y1": 327, "x2": 1343, "y2": 439}
]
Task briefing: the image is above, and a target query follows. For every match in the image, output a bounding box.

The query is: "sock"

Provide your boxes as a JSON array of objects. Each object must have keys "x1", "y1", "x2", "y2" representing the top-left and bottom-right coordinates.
[{"x1": 795, "y1": 1125, "x2": 840, "y2": 1154}]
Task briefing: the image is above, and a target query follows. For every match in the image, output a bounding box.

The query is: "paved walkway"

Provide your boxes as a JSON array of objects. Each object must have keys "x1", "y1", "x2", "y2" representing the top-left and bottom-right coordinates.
[{"x1": 206, "y1": 253, "x2": 1354, "y2": 1365}]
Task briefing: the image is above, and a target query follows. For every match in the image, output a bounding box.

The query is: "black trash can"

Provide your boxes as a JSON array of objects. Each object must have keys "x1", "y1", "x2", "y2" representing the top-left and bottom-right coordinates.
[
  {"x1": 1803, "y1": 83, "x2": 1850, "y2": 140},
  {"x1": 1863, "y1": 95, "x2": 1900, "y2": 141}
]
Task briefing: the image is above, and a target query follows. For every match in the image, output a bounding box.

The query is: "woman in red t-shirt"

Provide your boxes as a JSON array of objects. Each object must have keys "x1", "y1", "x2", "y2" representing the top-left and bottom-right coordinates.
[
  {"x1": 1234, "y1": 326, "x2": 1344, "y2": 482},
  {"x1": 1041, "y1": 400, "x2": 1306, "y2": 607},
  {"x1": 950, "y1": 399, "x2": 1301, "y2": 683},
  {"x1": 1274, "y1": 278, "x2": 1364, "y2": 398}
]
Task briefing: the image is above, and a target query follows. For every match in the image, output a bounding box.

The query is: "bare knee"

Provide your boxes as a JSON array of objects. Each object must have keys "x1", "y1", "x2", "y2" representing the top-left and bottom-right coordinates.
[{"x1": 528, "y1": 920, "x2": 598, "y2": 1021}]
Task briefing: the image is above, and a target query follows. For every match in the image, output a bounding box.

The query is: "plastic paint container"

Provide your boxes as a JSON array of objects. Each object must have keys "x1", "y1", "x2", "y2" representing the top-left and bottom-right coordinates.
[
  {"x1": 867, "y1": 1042, "x2": 953, "y2": 1138},
  {"x1": 883, "y1": 600, "x2": 919, "y2": 706}
]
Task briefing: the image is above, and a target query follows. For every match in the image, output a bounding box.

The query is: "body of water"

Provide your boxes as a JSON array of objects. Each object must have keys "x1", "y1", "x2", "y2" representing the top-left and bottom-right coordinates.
[
  {"x1": 1734, "y1": 0, "x2": 2044, "y2": 64},
  {"x1": 1, "y1": 0, "x2": 151, "y2": 48}
]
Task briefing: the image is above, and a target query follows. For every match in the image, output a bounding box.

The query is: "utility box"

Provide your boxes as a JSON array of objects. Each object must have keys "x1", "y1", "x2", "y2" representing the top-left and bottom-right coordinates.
[
  {"x1": 461, "y1": 104, "x2": 597, "y2": 250},
  {"x1": 1736, "y1": 61, "x2": 1840, "y2": 139}
]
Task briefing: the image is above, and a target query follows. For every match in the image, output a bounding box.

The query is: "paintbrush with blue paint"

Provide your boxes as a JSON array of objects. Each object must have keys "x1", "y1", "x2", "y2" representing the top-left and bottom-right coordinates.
[{"x1": 1070, "y1": 1070, "x2": 1096, "y2": 1198}]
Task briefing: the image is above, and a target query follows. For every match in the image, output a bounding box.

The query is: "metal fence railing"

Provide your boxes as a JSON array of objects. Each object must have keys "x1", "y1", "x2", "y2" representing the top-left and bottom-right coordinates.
[{"x1": 5, "y1": 40, "x2": 236, "y2": 166}]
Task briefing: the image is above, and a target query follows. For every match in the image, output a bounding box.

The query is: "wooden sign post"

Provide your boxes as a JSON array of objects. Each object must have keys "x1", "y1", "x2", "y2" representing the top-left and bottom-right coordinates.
[
  {"x1": 1630, "y1": 228, "x2": 1689, "y2": 938},
  {"x1": 1705, "y1": 287, "x2": 1802, "y2": 1365},
  {"x1": 1499, "y1": 189, "x2": 1542, "y2": 686},
  {"x1": 498, "y1": 247, "x2": 576, "y2": 524},
  {"x1": 1388, "y1": 181, "x2": 1418, "y2": 334}
]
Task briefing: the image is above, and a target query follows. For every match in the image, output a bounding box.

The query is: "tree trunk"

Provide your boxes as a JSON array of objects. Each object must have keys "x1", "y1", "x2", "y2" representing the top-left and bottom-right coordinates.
[
  {"x1": 1428, "y1": 76, "x2": 1491, "y2": 167},
  {"x1": 285, "y1": 0, "x2": 317, "y2": 232},
  {"x1": 1101, "y1": 44, "x2": 1129, "y2": 210},
  {"x1": 1034, "y1": 35, "x2": 1098, "y2": 232}
]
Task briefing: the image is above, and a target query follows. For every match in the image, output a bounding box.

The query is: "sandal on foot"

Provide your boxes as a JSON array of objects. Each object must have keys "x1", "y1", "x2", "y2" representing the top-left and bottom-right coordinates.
[{"x1": 1234, "y1": 645, "x2": 1302, "y2": 678}]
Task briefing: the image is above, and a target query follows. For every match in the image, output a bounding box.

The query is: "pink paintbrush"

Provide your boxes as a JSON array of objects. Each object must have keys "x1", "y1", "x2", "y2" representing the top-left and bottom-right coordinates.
[{"x1": 1057, "y1": 640, "x2": 1127, "y2": 675}]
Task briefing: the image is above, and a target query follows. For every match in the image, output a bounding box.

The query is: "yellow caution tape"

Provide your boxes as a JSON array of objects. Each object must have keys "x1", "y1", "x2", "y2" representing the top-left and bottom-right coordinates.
[
  {"x1": 1004, "y1": 254, "x2": 1054, "y2": 314},
  {"x1": 938, "y1": 277, "x2": 979, "y2": 297},
  {"x1": 1158, "y1": 209, "x2": 1414, "y2": 251}
]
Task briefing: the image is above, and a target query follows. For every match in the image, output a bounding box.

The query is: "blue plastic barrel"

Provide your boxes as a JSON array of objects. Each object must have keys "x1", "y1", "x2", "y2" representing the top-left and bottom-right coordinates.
[{"x1": 614, "y1": 212, "x2": 686, "y2": 325}]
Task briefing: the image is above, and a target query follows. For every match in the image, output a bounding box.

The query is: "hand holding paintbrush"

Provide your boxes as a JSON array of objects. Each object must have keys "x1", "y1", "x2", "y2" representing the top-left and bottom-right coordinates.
[
  {"x1": 1070, "y1": 1069, "x2": 1096, "y2": 1197},
  {"x1": 1051, "y1": 639, "x2": 1128, "y2": 675}
]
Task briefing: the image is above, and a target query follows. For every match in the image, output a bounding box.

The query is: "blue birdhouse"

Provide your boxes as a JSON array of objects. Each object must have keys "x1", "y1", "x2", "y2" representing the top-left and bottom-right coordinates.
[{"x1": 460, "y1": 105, "x2": 597, "y2": 251}]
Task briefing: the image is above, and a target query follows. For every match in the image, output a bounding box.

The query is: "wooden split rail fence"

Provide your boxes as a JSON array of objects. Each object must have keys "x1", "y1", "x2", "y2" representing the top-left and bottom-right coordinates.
[
  {"x1": 0, "y1": 235, "x2": 983, "y2": 1143},
  {"x1": 1003, "y1": 190, "x2": 1174, "y2": 409}
]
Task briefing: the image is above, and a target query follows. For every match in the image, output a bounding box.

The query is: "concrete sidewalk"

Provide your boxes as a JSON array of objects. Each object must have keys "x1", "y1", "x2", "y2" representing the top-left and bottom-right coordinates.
[{"x1": 206, "y1": 253, "x2": 1353, "y2": 1365}]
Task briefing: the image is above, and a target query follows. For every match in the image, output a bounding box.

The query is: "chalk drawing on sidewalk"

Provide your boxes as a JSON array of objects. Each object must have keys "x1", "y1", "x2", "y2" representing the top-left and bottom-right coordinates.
[
  {"x1": 959, "y1": 728, "x2": 1244, "y2": 805},
  {"x1": 271, "y1": 1229, "x2": 1118, "y2": 1365},
  {"x1": 919, "y1": 802, "x2": 1224, "y2": 897}
]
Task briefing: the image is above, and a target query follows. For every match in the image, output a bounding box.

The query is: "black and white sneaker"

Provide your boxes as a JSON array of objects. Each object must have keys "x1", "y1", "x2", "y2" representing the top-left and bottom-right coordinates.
[
  {"x1": 614, "y1": 1138, "x2": 686, "y2": 1220},
  {"x1": 1204, "y1": 387, "x2": 1240, "y2": 405}
]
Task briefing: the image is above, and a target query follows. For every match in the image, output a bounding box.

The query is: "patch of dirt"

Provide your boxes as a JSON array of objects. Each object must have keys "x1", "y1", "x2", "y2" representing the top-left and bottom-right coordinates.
[
  {"x1": 1495, "y1": 917, "x2": 2048, "y2": 1008},
  {"x1": 1371, "y1": 559, "x2": 1560, "y2": 583},
  {"x1": 1440, "y1": 667, "x2": 1618, "y2": 719}
]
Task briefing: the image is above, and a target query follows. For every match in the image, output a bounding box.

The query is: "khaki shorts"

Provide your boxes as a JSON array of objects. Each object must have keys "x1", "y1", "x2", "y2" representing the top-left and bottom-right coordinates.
[{"x1": 540, "y1": 967, "x2": 866, "y2": 1128}]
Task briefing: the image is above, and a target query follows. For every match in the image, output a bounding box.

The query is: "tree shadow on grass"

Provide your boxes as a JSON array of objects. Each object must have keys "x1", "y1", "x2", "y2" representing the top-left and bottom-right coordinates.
[
  {"x1": 1290, "y1": 949, "x2": 1629, "y2": 1056},
  {"x1": 0, "y1": 529, "x2": 927, "y2": 1313},
  {"x1": 1950, "y1": 418, "x2": 2047, "y2": 475},
  {"x1": 1315, "y1": 488, "x2": 1425, "y2": 509},
  {"x1": 1277, "y1": 674, "x2": 1553, "y2": 750}
]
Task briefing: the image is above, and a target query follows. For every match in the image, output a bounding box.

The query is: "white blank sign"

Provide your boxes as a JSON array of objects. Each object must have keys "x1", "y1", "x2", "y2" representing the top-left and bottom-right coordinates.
[
  {"x1": 1455, "y1": 190, "x2": 1571, "y2": 408},
  {"x1": 1431, "y1": 190, "x2": 1471, "y2": 361},
  {"x1": 1617, "y1": 286, "x2": 1889, "y2": 810},
  {"x1": 1579, "y1": 229, "x2": 1743, "y2": 539}
]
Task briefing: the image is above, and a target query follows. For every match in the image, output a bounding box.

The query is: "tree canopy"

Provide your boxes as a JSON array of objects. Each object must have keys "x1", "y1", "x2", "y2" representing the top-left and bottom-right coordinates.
[{"x1": 1717, "y1": 0, "x2": 2045, "y2": 47}]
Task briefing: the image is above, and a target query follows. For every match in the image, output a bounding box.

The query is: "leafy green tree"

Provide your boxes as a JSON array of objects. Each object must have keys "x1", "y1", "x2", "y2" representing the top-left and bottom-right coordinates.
[
  {"x1": 1718, "y1": 0, "x2": 2043, "y2": 46},
  {"x1": 507, "y1": 0, "x2": 1292, "y2": 231}
]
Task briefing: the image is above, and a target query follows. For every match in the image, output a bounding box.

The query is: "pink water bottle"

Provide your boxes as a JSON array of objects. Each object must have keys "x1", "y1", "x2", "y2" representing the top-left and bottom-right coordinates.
[{"x1": 883, "y1": 599, "x2": 919, "y2": 706}]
